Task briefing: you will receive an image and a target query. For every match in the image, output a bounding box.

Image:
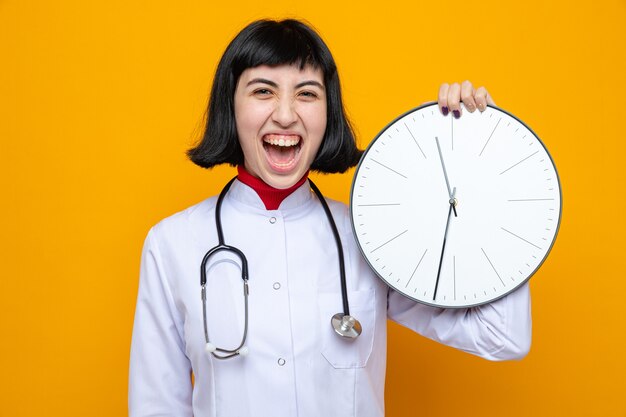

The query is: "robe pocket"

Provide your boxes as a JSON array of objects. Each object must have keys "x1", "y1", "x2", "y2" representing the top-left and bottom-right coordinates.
[{"x1": 319, "y1": 288, "x2": 377, "y2": 369}]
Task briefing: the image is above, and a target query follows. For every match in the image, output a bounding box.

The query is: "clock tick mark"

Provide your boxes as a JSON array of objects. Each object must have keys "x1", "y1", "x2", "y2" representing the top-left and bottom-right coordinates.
[
  {"x1": 499, "y1": 150, "x2": 540, "y2": 175},
  {"x1": 406, "y1": 249, "x2": 428, "y2": 288},
  {"x1": 501, "y1": 227, "x2": 543, "y2": 250},
  {"x1": 508, "y1": 198, "x2": 555, "y2": 202},
  {"x1": 404, "y1": 122, "x2": 427, "y2": 159},
  {"x1": 371, "y1": 229, "x2": 409, "y2": 253},
  {"x1": 357, "y1": 203, "x2": 401, "y2": 207},
  {"x1": 453, "y1": 256, "x2": 456, "y2": 301},
  {"x1": 481, "y1": 247, "x2": 505, "y2": 286},
  {"x1": 370, "y1": 159, "x2": 408, "y2": 179},
  {"x1": 479, "y1": 118, "x2": 502, "y2": 156}
]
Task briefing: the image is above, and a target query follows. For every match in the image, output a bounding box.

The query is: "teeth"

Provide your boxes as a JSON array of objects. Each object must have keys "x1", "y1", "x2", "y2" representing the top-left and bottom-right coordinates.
[{"x1": 263, "y1": 135, "x2": 300, "y2": 147}]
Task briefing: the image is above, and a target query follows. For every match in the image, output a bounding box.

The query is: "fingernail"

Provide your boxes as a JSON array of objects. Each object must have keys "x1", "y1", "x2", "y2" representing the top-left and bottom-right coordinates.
[
  {"x1": 442, "y1": 106, "x2": 449, "y2": 116},
  {"x1": 453, "y1": 110, "x2": 461, "y2": 119}
]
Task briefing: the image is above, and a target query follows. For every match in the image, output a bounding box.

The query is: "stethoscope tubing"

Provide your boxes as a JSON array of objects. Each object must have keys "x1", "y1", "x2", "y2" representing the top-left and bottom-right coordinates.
[
  {"x1": 308, "y1": 180, "x2": 350, "y2": 317},
  {"x1": 200, "y1": 176, "x2": 360, "y2": 360}
]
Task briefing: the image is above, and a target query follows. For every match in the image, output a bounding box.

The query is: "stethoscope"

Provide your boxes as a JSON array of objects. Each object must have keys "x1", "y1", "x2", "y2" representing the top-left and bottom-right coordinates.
[{"x1": 201, "y1": 177, "x2": 362, "y2": 359}]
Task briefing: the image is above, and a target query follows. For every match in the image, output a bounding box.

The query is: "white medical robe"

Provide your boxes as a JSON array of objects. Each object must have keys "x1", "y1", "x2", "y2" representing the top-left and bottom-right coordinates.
[{"x1": 129, "y1": 179, "x2": 531, "y2": 417}]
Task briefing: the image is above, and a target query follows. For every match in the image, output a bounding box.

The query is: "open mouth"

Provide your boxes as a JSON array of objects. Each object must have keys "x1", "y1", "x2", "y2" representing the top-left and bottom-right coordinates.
[{"x1": 262, "y1": 134, "x2": 302, "y2": 172}]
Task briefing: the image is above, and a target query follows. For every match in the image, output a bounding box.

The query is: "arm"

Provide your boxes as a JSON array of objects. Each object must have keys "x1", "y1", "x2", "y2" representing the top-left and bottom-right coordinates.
[
  {"x1": 388, "y1": 283, "x2": 531, "y2": 361},
  {"x1": 129, "y1": 228, "x2": 193, "y2": 416}
]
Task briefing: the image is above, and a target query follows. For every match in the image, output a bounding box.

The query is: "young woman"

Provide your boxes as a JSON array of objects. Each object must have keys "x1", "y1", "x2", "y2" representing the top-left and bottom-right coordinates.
[{"x1": 129, "y1": 19, "x2": 531, "y2": 417}]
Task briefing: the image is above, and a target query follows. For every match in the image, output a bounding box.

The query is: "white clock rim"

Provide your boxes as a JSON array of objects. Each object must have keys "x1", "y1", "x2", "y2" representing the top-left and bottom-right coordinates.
[{"x1": 349, "y1": 102, "x2": 563, "y2": 309}]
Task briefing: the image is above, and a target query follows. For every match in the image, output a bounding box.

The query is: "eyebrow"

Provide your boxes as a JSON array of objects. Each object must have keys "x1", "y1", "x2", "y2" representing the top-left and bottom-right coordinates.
[{"x1": 246, "y1": 78, "x2": 325, "y2": 90}]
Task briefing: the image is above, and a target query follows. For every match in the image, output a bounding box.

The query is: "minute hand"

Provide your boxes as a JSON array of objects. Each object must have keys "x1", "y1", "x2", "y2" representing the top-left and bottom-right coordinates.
[
  {"x1": 433, "y1": 187, "x2": 456, "y2": 301},
  {"x1": 435, "y1": 136, "x2": 457, "y2": 217}
]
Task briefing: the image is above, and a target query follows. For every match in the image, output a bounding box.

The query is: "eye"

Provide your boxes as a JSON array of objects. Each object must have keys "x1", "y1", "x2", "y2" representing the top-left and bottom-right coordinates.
[
  {"x1": 253, "y1": 88, "x2": 273, "y2": 97},
  {"x1": 298, "y1": 90, "x2": 319, "y2": 100}
]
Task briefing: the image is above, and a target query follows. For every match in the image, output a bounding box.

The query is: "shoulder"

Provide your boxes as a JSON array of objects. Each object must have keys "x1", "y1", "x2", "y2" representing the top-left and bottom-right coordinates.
[
  {"x1": 320, "y1": 196, "x2": 354, "y2": 239},
  {"x1": 149, "y1": 196, "x2": 218, "y2": 245}
]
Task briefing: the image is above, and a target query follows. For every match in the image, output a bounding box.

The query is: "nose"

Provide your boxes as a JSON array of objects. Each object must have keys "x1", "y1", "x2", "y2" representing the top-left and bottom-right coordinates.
[{"x1": 271, "y1": 97, "x2": 298, "y2": 127}]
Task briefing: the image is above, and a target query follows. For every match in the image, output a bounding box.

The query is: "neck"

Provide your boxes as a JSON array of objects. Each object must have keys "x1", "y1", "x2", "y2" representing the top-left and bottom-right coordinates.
[{"x1": 237, "y1": 166, "x2": 309, "y2": 210}]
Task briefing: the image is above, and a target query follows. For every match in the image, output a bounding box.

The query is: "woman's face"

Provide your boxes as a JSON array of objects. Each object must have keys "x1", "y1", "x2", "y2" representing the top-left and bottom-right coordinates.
[{"x1": 234, "y1": 64, "x2": 327, "y2": 189}]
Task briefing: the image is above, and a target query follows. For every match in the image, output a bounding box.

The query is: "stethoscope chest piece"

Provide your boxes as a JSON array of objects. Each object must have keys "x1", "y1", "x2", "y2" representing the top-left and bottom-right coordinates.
[{"x1": 331, "y1": 313, "x2": 362, "y2": 339}]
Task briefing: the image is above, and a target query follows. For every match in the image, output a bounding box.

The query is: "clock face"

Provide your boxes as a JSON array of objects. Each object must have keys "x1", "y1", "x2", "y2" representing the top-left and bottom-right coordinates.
[{"x1": 350, "y1": 103, "x2": 561, "y2": 308}]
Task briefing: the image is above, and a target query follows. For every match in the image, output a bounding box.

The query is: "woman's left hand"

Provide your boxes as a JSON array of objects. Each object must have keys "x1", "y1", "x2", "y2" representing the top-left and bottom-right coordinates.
[{"x1": 437, "y1": 81, "x2": 496, "y2": 118}]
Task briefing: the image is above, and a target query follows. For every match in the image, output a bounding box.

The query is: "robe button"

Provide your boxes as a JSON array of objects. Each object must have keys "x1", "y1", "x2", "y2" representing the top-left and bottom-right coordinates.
[
  {"x1": 277, "y1": 358, "x2": 286, "y2": 366},
  {"x1": 269, "y1": 217, "x2": 277, "y2": 224},
  {"x1": 273, "y1": 282, "x2": 281, "y2": 290}
]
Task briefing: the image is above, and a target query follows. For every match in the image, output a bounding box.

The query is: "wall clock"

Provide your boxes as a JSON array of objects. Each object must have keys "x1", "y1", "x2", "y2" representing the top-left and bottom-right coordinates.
[{"x1": 350, "y1": 103, "x2": 561, "y2": 308}]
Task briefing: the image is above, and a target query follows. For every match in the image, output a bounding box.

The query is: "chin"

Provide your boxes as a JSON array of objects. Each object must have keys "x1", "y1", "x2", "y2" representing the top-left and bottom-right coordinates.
[{"x1": 263, "y1": 170, "x2": 307, "y2": 189}]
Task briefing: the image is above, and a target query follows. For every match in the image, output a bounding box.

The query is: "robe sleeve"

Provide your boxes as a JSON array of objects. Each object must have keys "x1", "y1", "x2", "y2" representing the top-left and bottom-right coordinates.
[
  {"x1": 129, "y1": 228, "x2": 193, "y2": 416},
  {"x1": 387, "y1": 283, "x2": 532, "y2": 361}
]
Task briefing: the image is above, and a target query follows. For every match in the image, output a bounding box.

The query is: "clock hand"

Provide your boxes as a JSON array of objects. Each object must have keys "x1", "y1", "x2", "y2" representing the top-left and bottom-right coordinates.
[
  {"x1": 435, "y1": 137, "x2": 457, "y2": 217},
  {"x1": 433, "y1": 187, "x2": 456, "y2": 301}
]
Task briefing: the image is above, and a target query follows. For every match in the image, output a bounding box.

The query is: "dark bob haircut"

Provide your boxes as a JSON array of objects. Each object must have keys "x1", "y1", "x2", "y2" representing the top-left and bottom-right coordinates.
[{"x1": 187, "y1": 19, "x2": 362, "y2": 173}]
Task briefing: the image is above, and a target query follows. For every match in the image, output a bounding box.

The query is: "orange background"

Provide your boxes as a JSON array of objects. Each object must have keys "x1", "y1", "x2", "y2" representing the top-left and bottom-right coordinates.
[{"x1": 1, "y1": 0, "x2": 624, "y2": 416}]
